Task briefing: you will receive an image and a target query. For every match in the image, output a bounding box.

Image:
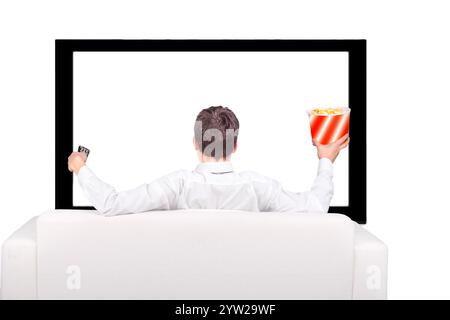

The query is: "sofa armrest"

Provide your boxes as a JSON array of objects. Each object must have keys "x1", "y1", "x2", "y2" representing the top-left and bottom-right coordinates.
[
  {"x1": 1, "y1": 217, "x2": 38, "y2": 300},
  {"x1": 352, "y1": 223, "x2": 388, "y2": 299}
]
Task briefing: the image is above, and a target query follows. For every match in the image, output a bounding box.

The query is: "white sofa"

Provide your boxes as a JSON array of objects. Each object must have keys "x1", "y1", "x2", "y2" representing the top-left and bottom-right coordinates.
[{"x1": 1, "y1": 209, "x2": 387, "y2": 300}]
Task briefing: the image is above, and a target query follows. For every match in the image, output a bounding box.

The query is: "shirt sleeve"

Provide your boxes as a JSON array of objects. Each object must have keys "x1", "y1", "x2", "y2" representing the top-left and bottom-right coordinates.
[
  {"x1": 263, "y1": 158, "x2": 334, "y2": 213},
  {"x1": 76, "y1": 165, "x2": 183, "y2": 216}
]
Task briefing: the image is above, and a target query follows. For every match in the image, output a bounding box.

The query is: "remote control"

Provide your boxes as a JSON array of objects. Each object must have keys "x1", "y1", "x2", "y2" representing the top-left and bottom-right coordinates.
[{"x1": 78, "y1": 145, "x2": 90, "y2": 158}]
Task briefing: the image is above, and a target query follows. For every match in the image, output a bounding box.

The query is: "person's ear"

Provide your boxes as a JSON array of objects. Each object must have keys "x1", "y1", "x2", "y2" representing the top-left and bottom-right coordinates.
[
  {"x1": 233, "y1": 141, "x2": 238, "y2": 153},
  {"x1": 193, "y1": 137, "x2": 199, "y2": 150}
]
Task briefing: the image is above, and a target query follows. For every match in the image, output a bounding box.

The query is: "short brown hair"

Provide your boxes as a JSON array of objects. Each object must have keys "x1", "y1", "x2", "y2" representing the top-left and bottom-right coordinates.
[{"x1": 194, "y1": 106, "x2": 240, "y2": 160}]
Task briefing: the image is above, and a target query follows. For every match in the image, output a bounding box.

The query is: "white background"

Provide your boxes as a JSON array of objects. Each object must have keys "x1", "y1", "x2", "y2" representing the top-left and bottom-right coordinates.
[
  {"x1": 1, "y1": 0, "x2": 449, "y2": 299},
  {"x1": 73, "y1": 51, "x2": 348, "y2": 206}
]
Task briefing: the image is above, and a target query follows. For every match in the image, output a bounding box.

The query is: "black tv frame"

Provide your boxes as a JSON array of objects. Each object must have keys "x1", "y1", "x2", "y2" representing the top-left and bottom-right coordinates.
[{"x1": 55, "y1": 39, "x2": 367, "y2": 223}]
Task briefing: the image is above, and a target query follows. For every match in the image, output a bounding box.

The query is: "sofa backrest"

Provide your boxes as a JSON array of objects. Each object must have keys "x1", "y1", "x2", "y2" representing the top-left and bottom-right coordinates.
[{"x1": 36, "y1": 209, "x2": 355, "y2": 299}]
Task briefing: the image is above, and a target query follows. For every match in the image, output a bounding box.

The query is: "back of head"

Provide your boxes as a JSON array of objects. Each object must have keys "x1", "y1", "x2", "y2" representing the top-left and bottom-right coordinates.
[{"x1": 194, "y1": 106, "x2": 240, "y2": 161}]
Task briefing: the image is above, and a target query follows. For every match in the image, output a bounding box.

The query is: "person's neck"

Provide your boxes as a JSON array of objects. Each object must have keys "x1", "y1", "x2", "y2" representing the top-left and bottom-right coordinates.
[{"x1": 200, "y1": 156, "x2": 231, "y2": 163}]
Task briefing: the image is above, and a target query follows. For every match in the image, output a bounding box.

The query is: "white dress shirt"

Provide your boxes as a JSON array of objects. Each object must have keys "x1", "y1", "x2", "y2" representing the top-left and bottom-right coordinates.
[{"x1": 77, "y1": 158, "x2": 334, "y2": 216}]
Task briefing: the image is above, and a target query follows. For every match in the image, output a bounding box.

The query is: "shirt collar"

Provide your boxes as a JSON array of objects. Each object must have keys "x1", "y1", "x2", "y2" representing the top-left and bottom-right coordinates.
[{"x1": 195, "y1": 161, "x2": 234, "y2": 174}]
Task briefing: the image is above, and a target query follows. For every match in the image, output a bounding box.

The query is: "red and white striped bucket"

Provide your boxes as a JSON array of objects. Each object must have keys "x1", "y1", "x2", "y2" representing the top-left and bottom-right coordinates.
[{"x1": 307, "y1": 107, "x2": 351, "y2": 145}]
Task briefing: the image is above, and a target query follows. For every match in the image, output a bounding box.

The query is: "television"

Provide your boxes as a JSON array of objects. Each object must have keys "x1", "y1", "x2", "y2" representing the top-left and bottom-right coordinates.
[{"x1": 55, "y1": 39, "x2": 366, "y2": 223}]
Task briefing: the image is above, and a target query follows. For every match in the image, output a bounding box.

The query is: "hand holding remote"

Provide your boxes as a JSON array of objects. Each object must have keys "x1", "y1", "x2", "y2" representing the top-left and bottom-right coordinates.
[{"x1": 68, "y1": 145, "x2": 90, "y2": 175}]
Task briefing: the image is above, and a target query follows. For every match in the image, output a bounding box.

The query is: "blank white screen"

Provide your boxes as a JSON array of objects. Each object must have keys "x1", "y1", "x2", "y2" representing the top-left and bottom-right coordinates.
[{"x1": 73, "y1": 51, "x2": 348, "y2": 207}]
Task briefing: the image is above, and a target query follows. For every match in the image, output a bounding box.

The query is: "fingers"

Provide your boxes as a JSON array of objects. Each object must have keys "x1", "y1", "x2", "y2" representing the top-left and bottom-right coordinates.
[
  {"x1": 67, "y1": 153, "x2": 73, "y2": 172},
  {"x1": 67, "y1": 151, "x2": 85, "y2": 173},
  {"x1": 68, "y1": 152, "x2": 86, "y2": 161},
  {"x1": 336, "y1": 133, "x2": 349, "y2": 144},
  {"x1": 339, "y1": 137, "x2": 350, "y2": 150},
  {"x1": 68, "y1": 152, "x2": 77, "y2": 161},
  {"x1": 312, "y1": 139, "x2": 322, "y2": 147}
]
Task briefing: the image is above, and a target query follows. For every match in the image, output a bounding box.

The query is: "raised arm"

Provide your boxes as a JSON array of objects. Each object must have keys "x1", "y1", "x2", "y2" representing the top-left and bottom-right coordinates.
[
  {"x1": 309, "y1": 133, "x2": 350, "y2": 211},
  {"x1": 255, "y1": 133, "x2": 349, "y2": 213},
  {"x1": 67, "y1": 152, "x2": 182, "y2": 216},
  {"x1": 259, "y1": 158, "x2": 333, "y2": 213}
]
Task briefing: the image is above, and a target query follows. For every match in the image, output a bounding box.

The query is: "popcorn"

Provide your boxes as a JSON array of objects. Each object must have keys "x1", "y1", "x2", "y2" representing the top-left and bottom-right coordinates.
[
  {"x1": 311, "y1": 107, "x2": 344, "y2": 115},
  {"x1": 308, "y1": 107, "x2": 350, "y2": 145}
]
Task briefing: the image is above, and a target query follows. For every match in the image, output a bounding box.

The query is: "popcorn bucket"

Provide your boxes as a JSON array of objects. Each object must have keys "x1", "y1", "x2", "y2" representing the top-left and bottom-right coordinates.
[{"x1": 307, "y1": 107, "x2": 350, "y2": 145}]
